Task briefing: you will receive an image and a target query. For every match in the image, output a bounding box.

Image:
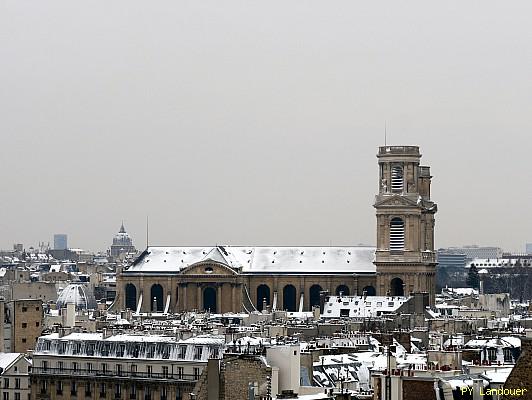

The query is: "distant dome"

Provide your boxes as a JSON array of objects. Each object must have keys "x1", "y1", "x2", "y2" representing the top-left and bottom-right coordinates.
[
  {"x1": 112, "y1": 223, "x2": 133, "y2": 247},
  {"x1": 56, "y1": 283, "x2": 97, "y2": 310}
]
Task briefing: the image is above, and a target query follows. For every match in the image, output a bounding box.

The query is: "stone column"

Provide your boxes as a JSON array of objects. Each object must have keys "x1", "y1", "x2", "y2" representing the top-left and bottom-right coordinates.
[
  {"x1": 182, "y1": 283, "x2": 188, "y2": 311},
  {"x1": 167, "y1": 276, "x2": 172, "y2": 311},
  {"x1": 139, "y1": 276, "x2": 144, "y2": 312},
  {"x1": 175, "y1": 282, "x2": 182, "y2": 312},
  {"x1": 217, "y1": 283, "x2": 223, "y2": 314},
  {"x1": 231, "y1": 283, "x2": 236, "y2": 312},
  {"x1": 299, "y1": 276, "x2": 305, "y2": 310},
  {"x1": 197, "y1": 283, "x2": 202, "y2": 311}
]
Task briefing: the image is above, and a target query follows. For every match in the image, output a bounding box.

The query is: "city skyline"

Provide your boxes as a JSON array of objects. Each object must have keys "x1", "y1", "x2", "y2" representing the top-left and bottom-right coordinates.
[{"x1": 1, "y1": 1, "x2": 531, "y2": 252}]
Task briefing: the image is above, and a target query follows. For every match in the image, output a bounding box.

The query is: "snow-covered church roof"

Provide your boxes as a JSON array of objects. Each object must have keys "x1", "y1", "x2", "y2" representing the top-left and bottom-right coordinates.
[{"x1": 124, "y1": 246, "x2": 376, "y2": 274}]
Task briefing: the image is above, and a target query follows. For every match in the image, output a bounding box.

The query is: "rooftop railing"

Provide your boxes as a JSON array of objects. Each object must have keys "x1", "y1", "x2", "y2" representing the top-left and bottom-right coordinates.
[
  {"x1": 31, "y1": 367, "x2": 197, "y2": 382},
  {"x1": 378, "y1": 146, "x2": 420, "y2": 155}
]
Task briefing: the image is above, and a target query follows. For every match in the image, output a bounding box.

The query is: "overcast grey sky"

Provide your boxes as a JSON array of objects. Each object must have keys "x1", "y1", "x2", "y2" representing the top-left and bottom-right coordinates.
[{"x1": 1, "y1": 1, "x2": 531, "y2": 253}]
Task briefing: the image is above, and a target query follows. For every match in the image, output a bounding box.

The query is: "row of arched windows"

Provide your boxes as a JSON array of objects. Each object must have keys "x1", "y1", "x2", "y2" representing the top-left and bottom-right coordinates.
[
  {"x1": 255, "y1": 284, "x2": 376, "y2": 312},
  {"x1": 125, "y1": 283, "x2": 217, "y2": 313},
  {"x1": 125, "y1": 282, "x2": 381, "y2": 313},
  {"x1": 130, "y1": 283, "x2": 165, "y2": 312}
]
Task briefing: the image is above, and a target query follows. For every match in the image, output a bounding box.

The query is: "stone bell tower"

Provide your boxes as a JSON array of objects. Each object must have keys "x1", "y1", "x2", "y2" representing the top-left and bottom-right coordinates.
[{"x1": 373, "y1": 146, "x2": 437, "y2": 304}]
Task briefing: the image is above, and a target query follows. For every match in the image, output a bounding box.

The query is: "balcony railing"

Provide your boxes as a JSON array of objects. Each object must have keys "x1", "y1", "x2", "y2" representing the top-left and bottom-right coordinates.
[
  {"x1": 422, "y1": 252, "x2": 436, "y2": 263},
  {"x1": 31, "y1": 367, "x2": 197, "y2": 382},
  {"x1": 375, "y1": 250, "x2": 436, "y2": 264}
]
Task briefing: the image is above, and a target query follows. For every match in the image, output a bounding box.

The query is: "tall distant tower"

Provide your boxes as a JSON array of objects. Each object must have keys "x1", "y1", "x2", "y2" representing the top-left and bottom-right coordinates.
[
  {"x1": 54, "y1": 234, "x2": 68, "y2": 250},
  {"x1": 373, "y1": 146, "x2": 437, "y2": 304}
]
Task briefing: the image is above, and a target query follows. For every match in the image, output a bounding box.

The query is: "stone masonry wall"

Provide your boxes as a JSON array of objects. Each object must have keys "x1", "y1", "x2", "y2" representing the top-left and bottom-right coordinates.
[
  {"x1": 220, "y1": 355, "x2": 271, "y2": 400},
  {"x1": 402, "y1": 379, "x2": 437, "y2": 400}
]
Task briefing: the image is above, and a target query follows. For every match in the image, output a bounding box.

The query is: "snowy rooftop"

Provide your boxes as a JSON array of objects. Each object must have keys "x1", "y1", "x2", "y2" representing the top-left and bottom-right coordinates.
[
  {"x1": 0, "y1": 353, "x2": 23, "y2": 371},
  {"x1": 441, "y1": 287, "x2": 479, "y2": 296},
  {"x1": 464, "y1": 336, "x2": 521, "y2": 349},
  {"x1": 323, "y1": 295, "x2": 409, "y2": 318},
  {"x1": 35, "y1": 333, "x2": 225, "y2": 361},
  {"x1": 124, "y1": 246, "x2": 376, "y2": 274}
]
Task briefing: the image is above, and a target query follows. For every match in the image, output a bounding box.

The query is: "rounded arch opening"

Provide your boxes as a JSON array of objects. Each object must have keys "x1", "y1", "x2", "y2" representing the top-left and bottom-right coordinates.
[
  {"x1": 309, "y1": 285, "x2": 323, "y2": 309},
  {"x1": 362, "y1": 285, "x2": 376, "y2": 296},
  {"x1": 336, "y1": 285, "x2": 350, "y2": 296},
  {"x1": 256, "y1": 284, "x2": 270, "y2": 311},
  {"x1": 125, "y1": 283, "x2": 137, "y2": 310},
  {"x1": 203, "y1": 287, "x2": 217, "y2": 312},
  {"x1": 390, "y1": 217, "x2": 405, "y2": 251},
  {"x1": 150, "y1": 284, "x2": 163, "y2": 312},
  {"x1": 390, "y1": 278, "x2": 405, "y2": 296},
  {"x1": 283, "y1": 285, "x2": 297, "y2": 312},
  {"x1": 391, "y1": 165, "x2": 404, "y2": 192}
]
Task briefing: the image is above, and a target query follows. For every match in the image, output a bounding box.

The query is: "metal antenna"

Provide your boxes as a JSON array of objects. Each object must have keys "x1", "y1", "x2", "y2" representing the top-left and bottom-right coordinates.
[
  {"x1": 146, "y1": 215, "x2": 149, "y2": 249},
  {"x1": 384, "y1": 121, "x2": 387, "y2": 147}
]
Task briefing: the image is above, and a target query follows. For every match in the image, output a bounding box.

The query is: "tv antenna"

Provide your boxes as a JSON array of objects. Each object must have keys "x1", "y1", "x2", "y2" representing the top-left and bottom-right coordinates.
[{"x1": 146, "y1": 215, "x2": 149, "y2": 249}]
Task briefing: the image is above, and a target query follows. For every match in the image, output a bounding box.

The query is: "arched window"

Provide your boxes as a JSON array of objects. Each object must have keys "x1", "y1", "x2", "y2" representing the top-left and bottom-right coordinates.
[
  {"x1": 390, "y1": 278, "x2": 405, "y2": 296},
  {"x1": 125, "y1": 284, "x2": 137, "y2": 310},
  {"x1": 362, "y1": 286, "x2": 376, "y2": 296},
  {"x1": 203, "y1": 287, "x2": 217, "y2": 312},
  {"x1": 309, "y1": 285, "x2": 323, "y2": 309},
  {"x1": 283, "y1": 285, "x2": 297, "y2": 312},
  {"x1": 150, "y1": 284, "x2": 163, "y2": 312},
  {"x1": 336, "y1": 285, "x2": 350, "y2": 296},
  {"x1": 391, "y1": 165, "x2": 404, "y2": 192},
  {"x1": 256, "y1": 284, "x2": 271, "y2": 311},
  {"x1": 390, "y1": 217, "x2": 405, "y2": 251}
]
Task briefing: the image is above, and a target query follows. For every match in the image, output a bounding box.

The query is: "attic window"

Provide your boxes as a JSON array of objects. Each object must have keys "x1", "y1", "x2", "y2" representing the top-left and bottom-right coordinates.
[{"x1": 204, "y1": 267, "x2": 213, "y2": 274}]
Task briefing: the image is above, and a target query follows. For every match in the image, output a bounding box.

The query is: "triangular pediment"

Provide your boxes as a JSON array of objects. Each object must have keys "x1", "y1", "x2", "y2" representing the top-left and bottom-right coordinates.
[
  {"x1": 181, "y1": 260, "x2": 238, "y2": 276},
  {"x1": 201, "y1": 247, "x2": 230, "y2": 265},
  {"x1": 373, "y1": 194, "x2": 420, "y2": 208}
]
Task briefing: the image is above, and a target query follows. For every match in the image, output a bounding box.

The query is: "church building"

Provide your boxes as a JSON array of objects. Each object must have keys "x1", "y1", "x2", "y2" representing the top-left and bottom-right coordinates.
[
  {"x1": 116, "y1": 145, "x2": 438, "y2": 314},
  {"x1": 110, "y1": 223, "x2": 136, "y2": 258}
]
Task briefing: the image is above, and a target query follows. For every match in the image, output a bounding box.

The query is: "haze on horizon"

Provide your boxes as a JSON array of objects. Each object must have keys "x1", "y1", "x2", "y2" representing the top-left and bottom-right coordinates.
[{"x1": 1, "y1": 1, "x2": 531, "y2": 253}]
